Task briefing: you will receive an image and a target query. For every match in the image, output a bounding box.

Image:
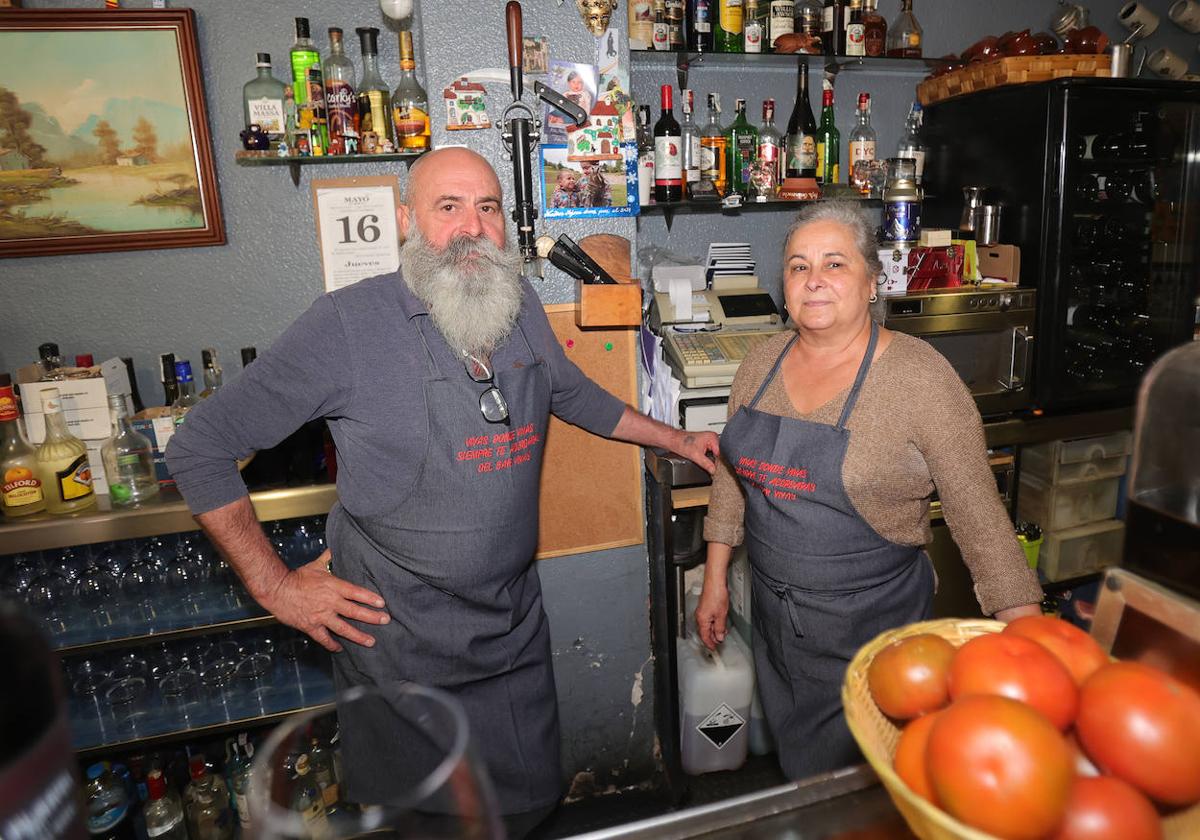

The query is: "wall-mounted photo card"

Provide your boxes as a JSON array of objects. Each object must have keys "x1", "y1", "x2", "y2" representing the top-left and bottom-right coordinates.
[
  {"x1": 541, "y1": 141, "x2": 637, "y2": 219},
  {"x1": 543, "y1": 60, "x2": 595, "y2": 145},
  {"x1": 523, "y1": 35, "x2": 550, "y2": 75}
]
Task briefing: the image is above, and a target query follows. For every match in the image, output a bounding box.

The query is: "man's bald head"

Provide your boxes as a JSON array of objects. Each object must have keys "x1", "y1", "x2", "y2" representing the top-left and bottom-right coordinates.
[{"x1": 398, "y1": 147, "x2": 507, "y2": 251}]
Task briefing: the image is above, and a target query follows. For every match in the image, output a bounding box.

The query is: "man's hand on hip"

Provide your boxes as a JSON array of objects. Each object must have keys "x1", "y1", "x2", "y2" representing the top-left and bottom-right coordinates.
[{"x1": 262, "y1": 549, "x2": 390, "y2": 652}]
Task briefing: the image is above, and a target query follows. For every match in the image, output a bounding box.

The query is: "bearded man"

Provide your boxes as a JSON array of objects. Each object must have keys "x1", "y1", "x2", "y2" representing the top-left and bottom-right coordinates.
[{"x1": 166, "y1": 148, "x2": 718, "y2": 835}]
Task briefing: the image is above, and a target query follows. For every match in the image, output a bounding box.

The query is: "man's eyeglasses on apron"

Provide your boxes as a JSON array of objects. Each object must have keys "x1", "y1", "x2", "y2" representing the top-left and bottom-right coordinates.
[{"x1": 462, "y1": 351, "x2": 510, "y2": 425}]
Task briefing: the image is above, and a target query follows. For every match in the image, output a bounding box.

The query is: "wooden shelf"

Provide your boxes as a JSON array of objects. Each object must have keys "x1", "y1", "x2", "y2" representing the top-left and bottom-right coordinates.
[
  {"x1": 234, "y1": 150, "x2": 423, "y2": 165},
  {"x1": 0, "y1": 483, "x2": 338, "y2": 556}
]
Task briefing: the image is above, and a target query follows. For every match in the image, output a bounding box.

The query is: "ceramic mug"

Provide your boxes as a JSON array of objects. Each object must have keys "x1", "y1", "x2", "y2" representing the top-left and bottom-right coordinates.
[
  {"x1": 1147, "y1": 46, "x2": 1189, "y2": 79},
  {"x1": 1119, "y1": 2, "x2": 1161, "y2": 39},
  {"x1": 1170, "y1": 0, "x2": 1200, "y2": 33}
]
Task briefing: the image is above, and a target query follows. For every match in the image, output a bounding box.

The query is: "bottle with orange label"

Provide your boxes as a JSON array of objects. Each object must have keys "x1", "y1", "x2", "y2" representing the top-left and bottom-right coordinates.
[
  {"x1": 391, "y1": 30, "x2": 430, "y2": 152},
  {"x1": 0, "y1": 373, "x2": 46, "y2": 517},
  {"x1": 34, "y1": 388, "x2": 96, "y2": 515}
]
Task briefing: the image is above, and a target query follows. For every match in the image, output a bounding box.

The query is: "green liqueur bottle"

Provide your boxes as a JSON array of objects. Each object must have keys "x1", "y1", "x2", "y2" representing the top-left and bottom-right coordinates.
[
  {"x1": 726, "y1": 97, "x2": 758, "y2": 197},
  {"x1": 816, "y1": 81, "x2": 840, "y2": 185}
]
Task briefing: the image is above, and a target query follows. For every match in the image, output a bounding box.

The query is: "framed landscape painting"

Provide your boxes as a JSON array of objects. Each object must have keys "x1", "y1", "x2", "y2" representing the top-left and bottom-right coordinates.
[{"x1": 0, "y1": 10, "x2": 224, "y2": 257}]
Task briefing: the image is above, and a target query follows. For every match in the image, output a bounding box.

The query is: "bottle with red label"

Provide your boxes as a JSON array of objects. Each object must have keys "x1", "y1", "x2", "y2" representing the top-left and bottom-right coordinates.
[
  {"x1": 654, "y1": 84, "x2": 683, "y2": 203},
  {"x1": 0, "y1": 373, "x2": 46, "y2": 517},
  {"x1": 34, "y1": 388, "x2": 96, "y2": 515},
  {"x1": 754, "y1": 98, "x2": 782, "y2": 199}
]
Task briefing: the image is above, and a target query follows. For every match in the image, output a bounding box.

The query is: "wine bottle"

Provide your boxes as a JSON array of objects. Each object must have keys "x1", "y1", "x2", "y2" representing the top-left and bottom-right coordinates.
[
  {"x1": 816, "y1": 81, "x2": 839, "y2": 185},
  {"x1": 785, "y1": 61, "x2": 818, "y2": 179},
  {"x1": 654, "y1": 84, "x2": 683, "y2": 203},
  {"x1": 689, "y1": 0, "x2": 715, "y2": 51}
]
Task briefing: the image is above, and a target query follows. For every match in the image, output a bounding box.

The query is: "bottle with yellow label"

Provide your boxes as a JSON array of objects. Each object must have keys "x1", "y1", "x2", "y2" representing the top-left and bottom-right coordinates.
[
  {"x1": 391, "y1": 30, "x2": 430, "y2": 152},
  {"x1": 0, "y1": 373, "x2": 46, "y2": 517},
  {"x1": 35, "y1": 388, "x2": 96, "y2": 515}
]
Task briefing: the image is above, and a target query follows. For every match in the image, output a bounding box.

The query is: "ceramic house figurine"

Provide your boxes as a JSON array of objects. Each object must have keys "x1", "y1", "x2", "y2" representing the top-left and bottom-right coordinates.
[
  {"x1": 443, "y1": 78, "x2": 491, "y2": 130},
  {"x1": 566, "y1": 97, "x2": 622, "y2": 162}
]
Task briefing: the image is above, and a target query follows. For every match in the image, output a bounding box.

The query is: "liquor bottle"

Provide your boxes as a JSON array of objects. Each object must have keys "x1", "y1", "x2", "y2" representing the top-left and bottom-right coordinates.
[
  {"x1": 200, "y1": 348, "x2": 223, "y2": 399},
  {"x1": 308, "y1": 736, "x2": 340, "y2": 814},
  {"x1": 680, "y1": 89, "x2": 702, "y2": 196},
  {"x1": 896, "y1": 101, "x2": 926, "y2": 184},
  {"x1": 290, "y1": 18, "x2": 324, "y2": 116},
  {"x1": 392, "y1": 31, "x2": 430, "y2": 152},
  {"x1": 823, "y1": 0, "x2": 845, "y2": 55},
  {"x1": 283, "y1": 85, "x2": 299, "y2": 152},
  {"x1": 120, "y1": 358, "x2": 144, "y2": 415},
  {"x1": 653, "y1": 0, "x2": 670, "y2": 50},
  {"x1": 886, "y1": 0, "x2": 922, "y2": 57},
  {"x1": 242, "y1": 53, "x2": 287, "y2": 140},
  {"x1": 323, "y1": 29, "x2": 359, "y2": 155},
  {"x1": 628, "y1": 0, "x2": 654, "y2": 48},
  {"x1": 816, "y1": 81, "x2": 840, "y2": 185},
  {"x1": 785, "y1": 61, "x2": 818, "y2": 178},
  {"x1": 689, "y1": 0, "x2": 714, "y2": 51},
  {"x1": 0, "y1": 373, "x2": 46, "y2": 518},
  {"x1": 84, "y1": 763, "x2": 135, "y2": 839},
  {"x1": 185, "y1": 757, "x2": 234, "y2": 840},
  {"x1": 171, "y1": 361, "x2": 200, "y2": 427},
  {"x1": 303, "y1": 67, "x2": 329, "y2": 155},
  {"x1": 862, "y1": 0, "x2": 887, "y2": 56},
  {"x1": 767, "y1": 0, "x2": 795, "y2": 51},
  {"x1": 845, "y1": 0, "x2": 865, "y2": 56},
  {"x1": 756, "y1": 98, "x2": 783, "y2": 195},
  {"x1": 290, "y1": 755, "x2": 329, "y2": 830},
  {"x1": 726, "y1": 97, "x2": 758, "y2": 197},
  {"x1": 35, "y1": 389, "x2": 96, "y2": 515},
  {"x1": 143, "y1": 769, "x2": 188, "y2": 840},
  {"x1": 744, "y1": 0, "x2": 764, "y2": 53},
  {"x1": 653, "y1": 84, "x2": 683, "y2": 203},
  {"x1": 162, "y1": 350, "x2": 180, "y2": 404},
  {"x1": 847, "y1": 92, "x2": 876, "y2": 180},
  {"x1": 355, "y1": 27, "x2": 393, "y2": 144},
  {"x1": 665, "y1": 0, "x2": 686, "y2": 49},
  {"x1": 38, "y1": 342, "x2": 65, "y2": 381},
  {"x1": 796, "y1": 1, "x2": 824, "y2": 53},
  {"x1": 716, "y1": 0, "x2": 744, "y2": 52},
  {"x1": 101, "y1": 393, "x2": 159, "y2": 507},
  {"x1": 700, "y1": 92, "x2": 728, "y2": 196},
  {"x1": 637, "y1": 104, "x2": 655, "y2": 206},
  {"x1": 75, "y1": 354, "x2": 94, "y2": 369},
  {"x1": 228, "y1": 736, "x2": 254, "y2": 831}
]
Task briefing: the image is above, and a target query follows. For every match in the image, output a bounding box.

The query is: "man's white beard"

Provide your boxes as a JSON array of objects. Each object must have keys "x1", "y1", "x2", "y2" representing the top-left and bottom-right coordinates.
[{"x1": 400, "y1": 226, "x2": 525, "y2": 358}]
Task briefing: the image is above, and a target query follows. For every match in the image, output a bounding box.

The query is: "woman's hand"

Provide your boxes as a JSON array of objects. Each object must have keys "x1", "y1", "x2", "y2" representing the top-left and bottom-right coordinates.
[
  {"x1": 994, "y1": 603, "x2": 1042, "y2": 624},
  {"x1": 695, "y1": 580, "x2": 730, "y2": 650}
]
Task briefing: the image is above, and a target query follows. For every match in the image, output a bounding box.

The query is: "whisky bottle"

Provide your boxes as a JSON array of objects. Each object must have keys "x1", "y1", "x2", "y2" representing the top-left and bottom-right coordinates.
[{"x1": 391, "y1": 30, "x2": 430, "y2": 152}]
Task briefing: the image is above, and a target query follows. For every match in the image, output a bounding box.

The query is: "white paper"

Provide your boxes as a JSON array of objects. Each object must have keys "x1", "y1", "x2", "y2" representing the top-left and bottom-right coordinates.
[
  {"x1": 667, "y1": 277, "x2": 693, "y2": 322},
  {"x1": 314, "y1": 185, "x2": 401, "y2": 292}
]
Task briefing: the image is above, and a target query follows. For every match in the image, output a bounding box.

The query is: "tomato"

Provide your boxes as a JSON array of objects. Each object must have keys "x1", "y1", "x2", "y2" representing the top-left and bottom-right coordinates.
[
  {"x1": 1003, "y1": 615, "x2": 1109, "y2": 686},
  {"x1": 867, "y1": 633, "x2": 956, "y2": 720},
  {"x1": 948, "y1": 632, "x2": 1079, "y2": 730},
  {"x1": 1076, "y1": 661, "x2": 1200, "y2": 806},
  {"x1": 1065, "y1": 731, "x2": 1100, "y2": 778},
  {"x1": 1050, "y1": 776, "x2": 1162, "y2": 840},
  {"x1": 893, "y1": 710, "x2": 940, "y2": 803},
  {"x1": 928, "y1": 695, "x2": 1073, "y2": 840}
]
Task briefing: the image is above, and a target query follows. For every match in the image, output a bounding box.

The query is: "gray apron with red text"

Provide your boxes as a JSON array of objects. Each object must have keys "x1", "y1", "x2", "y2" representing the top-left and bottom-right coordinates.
[
  {"x1": 326, "y1": 313, "x2": 562, "y2": 815},
  {"x1": 721, "y1": 323, "x2": 934, "y2": 779}
]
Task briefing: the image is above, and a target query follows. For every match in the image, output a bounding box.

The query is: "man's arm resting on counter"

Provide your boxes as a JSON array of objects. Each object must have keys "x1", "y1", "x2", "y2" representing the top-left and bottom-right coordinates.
[
  {"x1": 196, "y1": 496, "x2": 390, "y2": 652},
  {"x1": 609, "y1": 406, "x2": 720, "y2": 475}
]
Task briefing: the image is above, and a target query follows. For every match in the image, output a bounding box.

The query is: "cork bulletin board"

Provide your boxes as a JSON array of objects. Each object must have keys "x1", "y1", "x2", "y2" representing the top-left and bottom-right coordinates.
[{"x1": 536, "y1": 304, "x2": 643, "y2": 559}]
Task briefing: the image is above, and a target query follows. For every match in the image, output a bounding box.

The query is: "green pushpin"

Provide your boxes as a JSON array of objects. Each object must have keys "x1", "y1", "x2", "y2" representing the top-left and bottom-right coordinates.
[{"x1": 604, "y1": 342, "x2": 613, "y2": 351}]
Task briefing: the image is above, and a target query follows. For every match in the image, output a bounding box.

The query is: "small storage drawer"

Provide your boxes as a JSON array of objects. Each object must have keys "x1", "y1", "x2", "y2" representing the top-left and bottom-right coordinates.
[
  {"x1": 1022, "y1": 431, "x2": 1131, "y2": 485},
  {"x1": 1039, "y1": 519, "x2": 1126, "y2": 582},
  {"x1": 1017, "y1": 474, "x2": 1121, "y2": 531}
]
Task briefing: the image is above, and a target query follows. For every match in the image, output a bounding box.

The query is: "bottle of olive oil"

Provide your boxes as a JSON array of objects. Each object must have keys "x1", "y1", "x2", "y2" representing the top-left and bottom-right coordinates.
[{"x1": 35, "y1": 389, "x2": 96, "y2": 515}]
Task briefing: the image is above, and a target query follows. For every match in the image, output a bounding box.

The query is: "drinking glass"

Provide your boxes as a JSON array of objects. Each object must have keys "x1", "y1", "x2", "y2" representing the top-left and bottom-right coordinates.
[
  {"x1": 75, "y1": 562, "x2": 118, "y2": 629},
  {"x1": 201, "y1": 658, "x2": 238, "y2": 721},
  {"x1": 165, "y1": 549, "x2": 207, "y2": 618},
  {"x1": 105, "y1": 676, "x2": 148, "y2": 734},
  {"x1": 160, "y1": 668, "x2": 202, "y2": 720},
  {"x1": 248, "y1": 682, "x2": 503, "y2": 839},
  {"x1": 2, "y1": 553, "x2": 40, "y2": 598},
  {"x1": 120, "y1": 558, "x2": 163, "y2": 626},
  {"x1": 25, "y1": 570, "x2": 71, "y2": 635}
]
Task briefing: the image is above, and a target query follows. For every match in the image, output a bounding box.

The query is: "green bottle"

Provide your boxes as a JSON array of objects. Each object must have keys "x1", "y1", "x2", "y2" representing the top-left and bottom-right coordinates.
[
  {"x1": 816, "y1": 82, "x2": 840, "y2": 186},
  {"x1": 726, "y1": 97, "x2": 758, "y2": 197},
  {"x1": 715, "y1": 0, "x2": 744, "y2": 53},
  {"x1": 289, "y1": 18, "x2": 322, "y2": 109}
]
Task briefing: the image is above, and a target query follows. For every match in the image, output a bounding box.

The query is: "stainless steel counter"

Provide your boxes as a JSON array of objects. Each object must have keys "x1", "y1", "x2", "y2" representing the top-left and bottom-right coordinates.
[{"x1": 564, "y1": 765, "x2": 913, "y2": 840}]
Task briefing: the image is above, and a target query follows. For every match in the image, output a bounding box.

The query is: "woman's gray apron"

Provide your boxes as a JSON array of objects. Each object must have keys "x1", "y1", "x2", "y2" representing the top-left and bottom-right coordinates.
[
  {"x1": 720, "y1": 323, "x2": 933, "y2": 779},
  {"x1": 327, "y1": 313, "x2": 562, "y2": 814}
]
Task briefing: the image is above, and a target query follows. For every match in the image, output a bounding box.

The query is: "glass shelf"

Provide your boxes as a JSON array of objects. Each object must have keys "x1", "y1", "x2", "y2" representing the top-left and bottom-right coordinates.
[
  {"x1": 630, "y1": 49, "x2": 944, "y2": 75},
  {"x1": 70, "y1": 653, "x2": 335, "y2": 758},
  {"x1": 54, "y1": 611, "x2": 278, "y2": 657},
  {"x1": 640, "y1": 190, "x2": 880, "y2": 216},
  {"x1": 0, "y1": 483, "x2": 337, "y2": 555},
  {"x1": 234, "y1": 150, "x2": 423, "y2": 165}
]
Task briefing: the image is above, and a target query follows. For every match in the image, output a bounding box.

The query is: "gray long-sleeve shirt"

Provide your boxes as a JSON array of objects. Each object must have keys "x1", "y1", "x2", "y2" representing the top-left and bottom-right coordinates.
[{"x1": 166, "y1": 272, "x2": 626, "y2": 518}]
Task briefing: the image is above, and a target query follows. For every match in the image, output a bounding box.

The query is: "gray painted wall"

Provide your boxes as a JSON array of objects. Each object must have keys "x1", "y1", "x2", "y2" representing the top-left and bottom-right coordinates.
[{"x1": 2, "y1": 0, "x2": 1195, "y2": 798}]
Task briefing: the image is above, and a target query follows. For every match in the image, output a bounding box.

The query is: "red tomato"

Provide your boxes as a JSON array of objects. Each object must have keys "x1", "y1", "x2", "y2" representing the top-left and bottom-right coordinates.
[
  {"x1": 893, "y1": 710, "x2": 941, "y2": 803},
  {"x1": 1050, "y1": 776, "x2": 1162, "y2": 840},
  {"x1": 1003, "y1": 615, "x2": 1109, "y2": 686},
  {"x1": 948, "y1": 632, "x2": 1079, "y2": 730},
  {"x1": 1077, "y1": 661, "x2": 1200, "y2": 806},
  {"x1": 928, "y1": 695, "x2": 1074, "y2": 840},
  {"x1": 867, "y1": 633, "x2": 956, "y2": 720}
]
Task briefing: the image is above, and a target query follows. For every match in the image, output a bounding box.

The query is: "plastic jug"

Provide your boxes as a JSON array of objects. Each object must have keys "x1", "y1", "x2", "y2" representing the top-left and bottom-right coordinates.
[{"x1": 677, "y1": 625, "x2": 755, "y2": 775}]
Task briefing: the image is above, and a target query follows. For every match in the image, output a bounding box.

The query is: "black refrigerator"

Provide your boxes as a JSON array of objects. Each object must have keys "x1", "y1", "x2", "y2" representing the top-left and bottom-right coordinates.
[{"x1": 923, "y1": 79, "x2": 1200, "y2": 414}]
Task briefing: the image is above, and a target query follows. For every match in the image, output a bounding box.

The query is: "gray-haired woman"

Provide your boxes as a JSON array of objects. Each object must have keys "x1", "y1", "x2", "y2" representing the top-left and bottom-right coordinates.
[{"x1": 695, "y1": 201, "x2": 1042, "y2": 779}]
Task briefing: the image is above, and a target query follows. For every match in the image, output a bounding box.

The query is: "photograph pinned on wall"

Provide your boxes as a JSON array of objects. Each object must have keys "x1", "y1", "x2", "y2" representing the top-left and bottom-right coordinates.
[
  {"x1": 543, "y1": 60, "x2": 596, "y2": 145},
  {"x1": 442, "y1": 78, "x2": 490, "y2": 131},
  {"x1": 597, "y1": 69, "x2": 636, "y2": 143},
  {"x1": 523, "y1": 35, "x2": 550, "y2": 75},
  {"x1": 541, "y1": 141, "x2": 638, "y2": 219},
  {"x1": 0, "y1": 9, "x2": 224, "y2": 257}
]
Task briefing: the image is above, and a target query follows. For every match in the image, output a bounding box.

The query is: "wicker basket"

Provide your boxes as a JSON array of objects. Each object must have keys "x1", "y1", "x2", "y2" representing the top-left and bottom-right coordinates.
[
  {"x1": 841, "y1": 617, "x2": 1200, "y2": 840},
  {"x1": 917, "y1": 54, "x2": 1111, "y2": 107}
]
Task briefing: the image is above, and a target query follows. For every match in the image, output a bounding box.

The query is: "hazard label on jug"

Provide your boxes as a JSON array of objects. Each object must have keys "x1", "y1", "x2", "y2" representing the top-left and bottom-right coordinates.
[{"x1": 696, "y1": 702, "x2": 746, "y2": 749}]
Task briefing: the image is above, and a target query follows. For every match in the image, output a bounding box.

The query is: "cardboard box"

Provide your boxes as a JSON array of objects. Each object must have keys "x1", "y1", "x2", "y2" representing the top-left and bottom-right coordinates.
[
  {"x1": 132, "y1": 409, "x2": 178, "y2": 486},
  {"x1": 977, "y1": 244, "x2": 1021, "y2": 284},
  {"x1": 18, "y1": 378, "x2": 111, "y2": 444}
]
